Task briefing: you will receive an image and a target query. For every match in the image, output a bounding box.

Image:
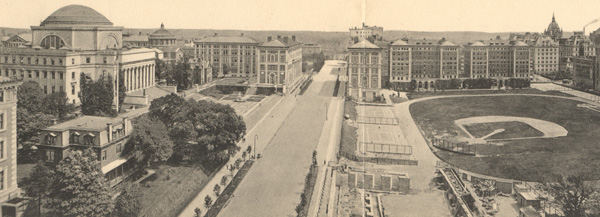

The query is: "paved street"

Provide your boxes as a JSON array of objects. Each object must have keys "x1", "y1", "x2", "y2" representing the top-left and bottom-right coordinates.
[{"x1": 218, "y1": 62, "x2": 340, "y2": 217}]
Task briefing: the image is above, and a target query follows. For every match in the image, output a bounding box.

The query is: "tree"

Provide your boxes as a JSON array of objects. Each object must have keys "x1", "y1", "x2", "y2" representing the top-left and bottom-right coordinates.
[
  {"x1": 312, "y1": 150, "x2": 317, "y2": 166},
  {"x1": 246, "y1": 145, "x2": 252, "y2": 158},
  {"x1": 204, "y1": 195, "x2": 213, "y2": 209},
  {"x1": 118, "y1": 71, "x2": 127, "y2": 112},
  {"x1": 220, "y1": 176, "x2": 228, "y2": 186},
  {"x1": 79, "y1": 73, "x2": 117, "y2": 117},
  {"x1": 213, "y1": 184, "x2": 221, "y2": 196},
  {"x1": 17, "y1": 107, "x2": 55, "y2": 146},
  {"x1": 148, "y1": 93, "x2": 186, "y2": 127},
  {"x1": 170, "y1": 99, "x2": 246, "y2": 163},
  {"x1": 114, "y1": 183, "x2": 143, "y2": 217},
  {"x1": 20, "y1": 162, "x2": 54, "y2": 217},
  {"x1": 544, "y1": 173, "x2": 596, "y2": 217},
  {"x1": 47, "y1": 148, "x2": 114, "y2": 217},
  {"x1": 43, "y1": 91, "x2": 74, "y2": 118},
  {"x1": 242, "y1": 151, "x2": 247, "y2": 160},
  {"x1": 194, "y1": 208, "x2": 202, "y2": 217},
  {"x1": 128, "y1": 115, "x2": 174, "y2": 167},
  {"x1": 18, "y1": 81, "x2": 45, "y2": 114}
]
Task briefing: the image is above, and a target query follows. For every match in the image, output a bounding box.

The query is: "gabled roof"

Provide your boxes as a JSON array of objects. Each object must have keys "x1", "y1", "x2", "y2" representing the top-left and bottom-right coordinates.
[
  {"x1": 391, "y1": 39, "x2": 408, "y2": 45},
  {"x1": 45, "y1": 116, "x2": 123, "y2": 131},
  {"x1": 259, "y1": 38, "x2": 302, "y2": 48},
  {"x1": 441, "y1": 41, "x2": 456, "y2": 46},
  {"x1": 6, "y1": 34, "x2": 32, "y2": 43},
  {"x1": 195, "y1": 36, "x2": 259, "y2": 44},
  {"x1": 349, "y1": 40, "x2": 380, "y2": 49}
]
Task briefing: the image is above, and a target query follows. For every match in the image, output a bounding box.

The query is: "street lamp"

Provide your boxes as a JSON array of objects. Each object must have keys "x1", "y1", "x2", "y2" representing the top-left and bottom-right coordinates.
[{"x1": 253, "y1": 135, "x2": 258, "y2": 158}]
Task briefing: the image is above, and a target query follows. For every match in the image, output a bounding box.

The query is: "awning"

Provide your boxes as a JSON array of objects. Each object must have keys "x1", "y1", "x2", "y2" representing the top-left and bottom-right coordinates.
[
  {"x1": 87, "y1": 133, "x2": 96, "y2": 137},
  {"x1": 48, "y1": 133, "x2": 56, "y2": 137},
  {"x1": 101, "y1": 157, "x2": 128, "y2": 174},
  {"x1": 72, "y1": 132, "x2": 80, "y2": 136}
]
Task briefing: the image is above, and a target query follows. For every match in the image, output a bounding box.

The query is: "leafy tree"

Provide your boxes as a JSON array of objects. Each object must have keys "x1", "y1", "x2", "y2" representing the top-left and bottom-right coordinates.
[
  {"x1": 47, "y1": 148, "x2": 114, "y2": 217},
  {"x1": 43, "y1": 91, "x2": 74, "y2": 118},
  {"x1": 544, "y1": 173, "x2": 596, "y2": 217},
  {"x1": 118, "y1": 71, "x2": 127, "y2": 112},
  {"x1": 20, "y1": 162, "x2": 54, "y2": 217},
  {"x1": 17, "y1": 108, "x2": 54, "y2": 146},
  {"x1": 114, "y1": 183, "x2": 142, "y2": 217},
  {"x1": 220, "y1": 176, "x2": 228, "y2": 186},
  {"x1": 213, "y1": 184, "x2": 221, "y2": 196},
  {"x1": 194, "y1": 208, "x2": 202, "y2": 217},
  {"x1": 156, "y1": 59, "x2": 167, "y2": 82},
  {"x1": 170, "y1": 99, "x2": 246, "y2": 163},
  {"x1": 246, "y1": 145, "x2": 252, "y2": 158},
  {"x1": 18, "y1": 81, "x2": 45, "y2": 113},
  {"x1": 148, "y1": 93, "x2": 186, "y2": 127},
  {"x1": 204, "y1": 195, "x2": 212, "y2": 209},
  {"x1": 242, "y1": 151, "x2": 247, "y2": 160},
  {"x1": 128, "y1": 115, "x2": 174, "y2": 167},
  {"x1": 165, "y1": 60, "x2": 192, "y2": 91},
  {"x1": 79, "y1": 73, "x2": 117, "y2": 117}
]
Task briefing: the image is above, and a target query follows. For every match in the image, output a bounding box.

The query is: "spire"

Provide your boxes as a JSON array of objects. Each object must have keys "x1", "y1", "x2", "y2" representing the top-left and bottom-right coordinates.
[
  {"x1": 160, "y1": 22, "x2": 164, "y2": 29},
  {"x1": 552, "y1": 12, "x2": 555, "y2": 22}
]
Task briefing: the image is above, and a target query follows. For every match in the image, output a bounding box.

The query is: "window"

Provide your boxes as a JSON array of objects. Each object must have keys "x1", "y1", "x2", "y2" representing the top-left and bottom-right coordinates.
[
  {"x1": 59, "y1": 72, "x2": 63, "y2": 80},
  {"x1": 44, "y1": 86, "x2": 47, "y2": 94},
  {"x1": 46, "y1": 150, "x2": 54, "y2": 162},
  {"x1": 44, "y1": 71, "x2": 47, "y2": 78},
  {"x1": 84, "y1": 134, "x2": 95, "y2": 145},
  {"x1": 45, "y1": 133, "x2": 56, "y2": 145},
  {"x1": 103, "y1": 57, "x2": 107, "y2": 64},
  {"x1": 59, "y1": 86, "x2": 63, "y2": 92},
  {"x1": 102, "y1": 150, "x2": 107, "y2": 161},
  {"x1": 0, "y1": 141, "x2": 3, "y2": 160},
  {"x1": 71, "y1": 58, "x2": 75, "y2": 64},
  {"x1": 51, "y1": 72, "x2": 55, "y2": 79},
  {"x1": 43, "y1": 58, "x2": 47, "y2": 65},
  {"x1": 52, "y1": 86, "x2": 55, "y2": 93},
  {"x1": 86, "y1": 58, "x2": 90, "y2": 64},
  {"x1": 71, "y1": 133, "x2": 80, "y2": 143},
  {"x1": 72, "y1": 72, "x2": 75, "y2": 79},
  {"x1": 35, "y1": 71, "x2": 39, "y2": 78},
  {"x1": 0, "y1": 91, "x2": 3, "y2": 102},
  {"x1": 116, "y1": 143, "x2": 122, "y2": 154},
  {"x1": 71, "y1": 85, "x2": 76, "y2": 95}
]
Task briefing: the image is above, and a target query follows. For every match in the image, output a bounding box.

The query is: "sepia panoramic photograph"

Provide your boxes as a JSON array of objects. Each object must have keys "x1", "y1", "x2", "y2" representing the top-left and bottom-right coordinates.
[{"x1": 2, "y1": 0, "x2": 600, "y2": 216}]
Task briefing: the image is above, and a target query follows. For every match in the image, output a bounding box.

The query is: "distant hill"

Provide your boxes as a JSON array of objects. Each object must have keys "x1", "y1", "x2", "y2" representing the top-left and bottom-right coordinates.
[{"x1": 1, "y1": 27, "x2": 574, "y2": 56}]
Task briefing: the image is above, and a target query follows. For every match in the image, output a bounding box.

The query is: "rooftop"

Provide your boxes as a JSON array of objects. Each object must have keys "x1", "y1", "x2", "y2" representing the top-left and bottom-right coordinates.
[
  {"x1": 149, "y1": 23, "x2": 176, "y2": 39},
  {"x1": 348, "y1": 39, "x2": 380, "y2": 49},
  {"x1": 46, "y1": 116, "x2": 124, "y2": 131},
  {"x1": 41, "y1": 5, "x2": 113, "y2": 26},
  {"x1": 195, "y1": 36, "x2": 259, "y2": 44}
]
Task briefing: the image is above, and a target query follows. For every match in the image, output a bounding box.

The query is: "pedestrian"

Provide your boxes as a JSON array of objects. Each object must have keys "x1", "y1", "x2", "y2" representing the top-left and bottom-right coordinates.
[{"x1": 271, "y1": 114, "x2": 274, "y2": 118}]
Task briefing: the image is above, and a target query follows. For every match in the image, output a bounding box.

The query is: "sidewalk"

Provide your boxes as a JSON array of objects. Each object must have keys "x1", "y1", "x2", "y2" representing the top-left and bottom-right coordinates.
[{"x1": 177, "y1": 91, "x2": 297, "y2": 217}]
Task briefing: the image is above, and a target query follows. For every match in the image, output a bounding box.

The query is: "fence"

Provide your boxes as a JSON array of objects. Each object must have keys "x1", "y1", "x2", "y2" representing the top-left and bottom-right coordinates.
[
  {"x1": 339, "y1": 151, "x2": 418, "y2": 166},
  {"x1": 431, "y1": 137, "x2": 476, "y2": 155},
  {"x1": 362, "y1": 142, "x2": 412, "y2": 155},
  {"x1": 357, "y1": 116, "x2": 399, "y2": 125}
]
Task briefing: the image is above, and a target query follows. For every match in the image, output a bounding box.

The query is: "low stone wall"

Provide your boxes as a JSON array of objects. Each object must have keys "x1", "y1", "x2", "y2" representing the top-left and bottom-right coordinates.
[
  {"x1": 340, "y1": 151, "x2": 418, "y2": 166},
  {"x1": 123, "y1": 95, "x2": 149, "y2": 105}
]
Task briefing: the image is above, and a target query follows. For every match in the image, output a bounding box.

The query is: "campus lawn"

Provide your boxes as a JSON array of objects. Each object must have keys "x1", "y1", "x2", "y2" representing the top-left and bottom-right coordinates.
[
  {"x1": 408, "y1": 88, "x2": 574, "y2": 99},
  {"x1": 138, "y1": 164, "x2": 214, "y2": 217},
  {"x1": 410, "y1": 95, "x2": 600, "y2": 181}
]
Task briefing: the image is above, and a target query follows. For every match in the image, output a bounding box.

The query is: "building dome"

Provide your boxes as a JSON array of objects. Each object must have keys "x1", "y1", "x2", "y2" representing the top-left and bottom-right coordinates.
[
  {"x1": 544, "y1": 13, "x2": 562, "y2": 40},
  {"x1": 149, "y1": 23, "x2": 176, "y2": 39},
  {"x1": 41, "y1": 5, "x2": 113, "y2": 26}
]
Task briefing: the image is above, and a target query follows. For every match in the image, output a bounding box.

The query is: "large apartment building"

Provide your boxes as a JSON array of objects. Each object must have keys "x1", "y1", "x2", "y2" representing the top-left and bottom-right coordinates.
[
  {"x1": 0, "y1": 5, "x2": 157, "y2": 105},
  {"x1": 193, "y1": 35, "x2": 259, "y2": 77},
  {"x1": 389, "y1": 38, "x2": 460, "y2": 88},
  {"x1": 559, "y1": 32, "x2": 596, "y2": 72},
  {"x1": 38, "y1": 116, "x2": 135, "y2": 187},
  {"x1": 350, "y1": 23, "x2": 384, "y2": 41},
  {"x1": 257, "y1": 36, "x2": 303, "y2": 93},
  {"x1": 464, "y1": 40, "x2": 532, "y2": 83},
  {"x1": 347, "y1": 40, "x2": 383, "y2": 100}
]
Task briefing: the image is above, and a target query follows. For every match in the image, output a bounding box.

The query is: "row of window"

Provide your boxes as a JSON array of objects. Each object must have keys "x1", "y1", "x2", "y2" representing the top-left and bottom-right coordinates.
[{"x1": 0, "y1": 56, "x2": 106, "y2": 65}]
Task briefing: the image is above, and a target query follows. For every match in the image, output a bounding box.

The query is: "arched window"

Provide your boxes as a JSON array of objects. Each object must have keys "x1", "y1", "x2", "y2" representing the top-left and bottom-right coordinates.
[
  {"x1": 84, "y1": 134, "x2": 95, "y2": 146},
  {"x1": 40, "y1": 35, "x2": 65, "y2": 49}
]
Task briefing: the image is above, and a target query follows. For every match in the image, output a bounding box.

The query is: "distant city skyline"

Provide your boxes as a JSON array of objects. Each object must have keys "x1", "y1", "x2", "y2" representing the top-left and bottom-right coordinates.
[{"x1": 2, "y1": 0, "x2": 600, "y2": 33}]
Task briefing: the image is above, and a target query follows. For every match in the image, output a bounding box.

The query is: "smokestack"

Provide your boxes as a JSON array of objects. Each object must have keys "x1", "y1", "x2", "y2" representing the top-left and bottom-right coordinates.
[
  {"x1": 267, "y1": 36, "x2": 272, "y2": 41},
  {"x1": 292, "y1": 35, "x2": 296, "y2": 41}
]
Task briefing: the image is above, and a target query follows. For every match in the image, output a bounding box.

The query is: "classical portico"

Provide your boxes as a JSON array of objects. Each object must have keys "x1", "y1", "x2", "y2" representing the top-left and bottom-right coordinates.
[{"x1": 121, "y1": 63, "x2": 155, "y2": 93}]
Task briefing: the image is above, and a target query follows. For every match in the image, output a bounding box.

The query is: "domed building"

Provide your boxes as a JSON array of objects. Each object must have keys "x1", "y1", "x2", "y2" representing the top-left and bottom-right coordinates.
[
  {"x1": 149, "y1": 23, "x2": 177, "y2": 47},
  {"x1": 0, "y1": 4, "x2": 158, "y2": 105},
  {"x1": 543, "y1": 13, "x2": 563, "y2": 41}
]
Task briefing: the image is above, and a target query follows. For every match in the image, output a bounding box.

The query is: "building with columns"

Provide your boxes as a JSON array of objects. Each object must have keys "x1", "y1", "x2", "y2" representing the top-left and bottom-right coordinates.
[
  {"x1": 0, "y1": 5, "x2": 157, "y2": 105},
  {"x1": 347, "y1": 40, "x2": 383, "y2": 100}
]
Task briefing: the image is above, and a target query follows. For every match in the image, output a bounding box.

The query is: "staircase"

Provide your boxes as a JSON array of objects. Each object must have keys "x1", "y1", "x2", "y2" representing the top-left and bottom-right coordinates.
[{"x1": 245, "y1": 86, "x2": 258, "y2": 95}]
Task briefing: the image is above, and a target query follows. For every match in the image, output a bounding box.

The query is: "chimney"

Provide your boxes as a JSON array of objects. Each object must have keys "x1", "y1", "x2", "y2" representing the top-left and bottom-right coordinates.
[
  {"x1": 277, "y1": 35, "x2": 281, "y2": 39},
  {"x1": 268, "y1": 36, "x2": 272, "y2": 41},
  {"x1": 107, "y1": 123, "x2": 113, "y2": 142},
  {"x1": 214, "y1": 33, "x2": 218, "y2": 36},
  {"x1": 284, "y1": 36, "x2": 289, "y2": 43},
  {"x1": 496, "y1": 35, "x2": 501, "y2": 40},
  {"x1": 139, "y1": 32, "x2": 142, "y2": 36},
  {"x1": 51, "y1": 118, "x2": 58, "y2": 125},
  {"x1": 241, "y1": 33, "x2": 244, "y2": 36},
  {"x1": 292, "y1": 35, "x2": 296, "y2": 41}
]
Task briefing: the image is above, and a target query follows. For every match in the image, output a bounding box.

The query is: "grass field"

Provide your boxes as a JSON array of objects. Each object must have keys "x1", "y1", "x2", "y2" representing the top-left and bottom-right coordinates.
[
  {"x1": 463, "y1": 121, "x2": 544, "y2": 139},
  {"x1": 410, "y1": 95, "x2": 600, "y2": 181},
  {"x1": 408, "y1": 88, "x2": 574, "y2": 99},
  {"x1": 138, "y1": 164, "x2": 212, "y2": 217}
]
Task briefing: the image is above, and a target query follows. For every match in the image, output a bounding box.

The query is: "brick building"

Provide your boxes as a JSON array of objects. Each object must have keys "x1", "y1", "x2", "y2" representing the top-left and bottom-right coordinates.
[
  {"x1": 257, "y1": 36, "x2": 303, "y2": 93},
  {"x1": 193, "y1": 35, "x2": 259, "y2": 77},
  {"x1": 347, "y1": 40, "x2": 383, "y2": 100}
]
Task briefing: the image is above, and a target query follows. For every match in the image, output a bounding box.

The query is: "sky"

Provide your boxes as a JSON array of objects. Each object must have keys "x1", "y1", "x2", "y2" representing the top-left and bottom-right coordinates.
[{"x1": 2, "y1": 0, "x2": 600, "y2": 33}]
